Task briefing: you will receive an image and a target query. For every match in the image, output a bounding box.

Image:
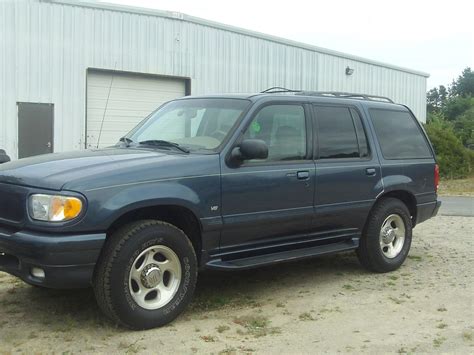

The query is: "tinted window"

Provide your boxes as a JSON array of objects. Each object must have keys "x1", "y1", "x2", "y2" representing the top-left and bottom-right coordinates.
[
  {"x1": 370, "y1": 109, "x2": 432, "y2": 159},
  {"x1": 243, "y1": 105, "x2": 307, "y2": 162},
  {"x1": 315, "y1": 106, "x2": 359, "y2": 159}
]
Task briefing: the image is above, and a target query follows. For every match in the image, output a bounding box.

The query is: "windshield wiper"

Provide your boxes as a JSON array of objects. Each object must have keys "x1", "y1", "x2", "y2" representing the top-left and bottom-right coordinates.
[
  {"x1": 119, "y1": 137, "x2": 133, "y2": 147},
  {"x1": 138, "y1": 140, "x2": 190, "y2": 153}
]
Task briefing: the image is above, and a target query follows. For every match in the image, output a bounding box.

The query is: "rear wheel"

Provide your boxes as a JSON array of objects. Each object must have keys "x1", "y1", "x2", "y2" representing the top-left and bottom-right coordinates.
[
  {"x1": 93, "y1": 220, "x2": 198, "y2": 329},
  {"x1": 357, "y1": 198, "x2": 412, "y2": 273}
]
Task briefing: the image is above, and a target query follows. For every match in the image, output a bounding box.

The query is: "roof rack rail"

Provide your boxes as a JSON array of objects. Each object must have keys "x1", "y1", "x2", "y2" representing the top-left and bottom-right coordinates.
[
  {"x1": 260, "y1": 87, "x2": 302, "y2": 94},
  {"x1": 295, "y1": 91, "x2": 394, "y2": 103}
]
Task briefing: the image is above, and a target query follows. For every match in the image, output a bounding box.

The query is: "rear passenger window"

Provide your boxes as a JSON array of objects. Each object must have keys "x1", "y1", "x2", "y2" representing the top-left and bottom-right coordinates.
[
  {"x1": 315, "y1": 106, "x2": 368, "y2": 159},
  {"x1": 369, "y1": 109, "x2": 432, "y2": 159}
]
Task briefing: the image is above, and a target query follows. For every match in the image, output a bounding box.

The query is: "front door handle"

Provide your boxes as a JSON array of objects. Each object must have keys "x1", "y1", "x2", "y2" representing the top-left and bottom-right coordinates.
[
  {"x1": 366, "y1": 168, "x2": 376, "y2": 176},
  {"x1": 297, "y1": 171, "x2": 310, "y2": 180}
]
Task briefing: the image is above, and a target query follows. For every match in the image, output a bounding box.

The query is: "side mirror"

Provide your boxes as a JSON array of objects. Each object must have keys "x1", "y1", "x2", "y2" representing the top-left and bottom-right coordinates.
[
  {"x1": 0, "y1": 149, "x2": 10, "y2": 164},
  {"x1": 231, "y1": 139, "x2": 268, "y2": 162}
]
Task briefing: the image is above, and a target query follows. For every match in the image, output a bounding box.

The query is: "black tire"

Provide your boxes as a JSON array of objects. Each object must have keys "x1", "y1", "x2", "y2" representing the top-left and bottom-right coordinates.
[
  {"x1": 93, "y1": 220, "x2": 198, "y2": 330},
  {"x1": 357, "y1": 198, "x2": 412, "y2": 273}
]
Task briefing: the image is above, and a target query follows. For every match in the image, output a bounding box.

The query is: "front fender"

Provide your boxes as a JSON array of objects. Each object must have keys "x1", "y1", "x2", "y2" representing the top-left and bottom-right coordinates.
[
  {"x1": 70, "y1": 175, "x2": 221, "y2": 233},
  {"x1": 100, "y1": 182, "x2": 202, "y2": 224}
]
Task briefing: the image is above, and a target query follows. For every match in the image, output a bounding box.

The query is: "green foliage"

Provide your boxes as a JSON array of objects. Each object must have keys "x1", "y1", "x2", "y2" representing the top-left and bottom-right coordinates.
[
  {"x1": 427, "y1": 85, "x2": 448, "y2": 112},
  {"x1": 450, "y1": 67, "x2": 474, "y2": 97},
  {"x1": 442, "y1": 95, "x2": 474, "y2": 121},
  {"x1": 453, "y1": 107, "x2": 474, "y2": 147},
  {"x1": 425, "y1": 68, "x2": 474, "y2": 178},
  {"x1": 424, "y1": 120, "x2": 474, "y2": 178}
]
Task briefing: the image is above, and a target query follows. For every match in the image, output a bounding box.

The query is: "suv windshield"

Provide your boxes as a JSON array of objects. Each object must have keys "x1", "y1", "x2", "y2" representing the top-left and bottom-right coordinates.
[{"x1": 125, "y1": 98, "x2": 250, "y2": 152}]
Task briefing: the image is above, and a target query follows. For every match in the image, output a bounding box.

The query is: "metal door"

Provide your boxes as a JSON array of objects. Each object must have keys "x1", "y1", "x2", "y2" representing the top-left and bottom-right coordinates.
[{"x1": 18, "y1": 102, "x2": 54, "y2": 158}]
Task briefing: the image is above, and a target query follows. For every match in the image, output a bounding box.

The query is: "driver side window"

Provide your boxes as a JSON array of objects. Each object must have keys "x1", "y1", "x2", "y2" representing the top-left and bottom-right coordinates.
[{"x1": 243, "y1": 104, "x2": 307, "y2": 162}]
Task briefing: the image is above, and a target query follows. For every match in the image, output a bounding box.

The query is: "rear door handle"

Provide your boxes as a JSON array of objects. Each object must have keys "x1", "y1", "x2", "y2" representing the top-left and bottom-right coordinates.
[
  {"x1": 297, "y1": 171, "x2": 310, "y2": 180},
  {"x1": 366, "y1": 168, "x2": 376, "y2": 176}
]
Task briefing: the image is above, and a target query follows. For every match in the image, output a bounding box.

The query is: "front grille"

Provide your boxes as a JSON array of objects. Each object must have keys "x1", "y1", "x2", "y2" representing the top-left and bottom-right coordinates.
[{"x1": 0, "y1": 183, "x2": 27, "y2": 223}]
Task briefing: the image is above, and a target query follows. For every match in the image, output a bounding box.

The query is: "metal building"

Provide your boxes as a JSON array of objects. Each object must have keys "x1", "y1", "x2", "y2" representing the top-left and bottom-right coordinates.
[{"x1": 0, "y1": 0, "x2": 429, "y2": 160}]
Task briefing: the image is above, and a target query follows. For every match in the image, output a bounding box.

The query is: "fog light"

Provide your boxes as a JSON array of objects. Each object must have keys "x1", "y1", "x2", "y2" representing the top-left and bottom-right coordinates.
[{"x1": 31, "y1": 267, "x2": 45, "y2": 279}]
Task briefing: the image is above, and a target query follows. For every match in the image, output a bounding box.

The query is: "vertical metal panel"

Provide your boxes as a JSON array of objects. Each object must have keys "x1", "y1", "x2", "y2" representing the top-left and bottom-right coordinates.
[{"x1": 0, "y1": 0, "x2": 427, "y2": 159}]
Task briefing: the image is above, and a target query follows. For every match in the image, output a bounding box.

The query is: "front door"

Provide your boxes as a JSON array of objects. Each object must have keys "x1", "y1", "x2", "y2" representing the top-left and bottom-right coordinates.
[
  {"x1": 220, "y1": 103, "x2": 315, "y2": 249},
  {"x1": 18, "y1": 102, "x2": 54, "y2": 158},
  {"x1": 312, "y1": 105, "x2": 382, "y2": 233}
]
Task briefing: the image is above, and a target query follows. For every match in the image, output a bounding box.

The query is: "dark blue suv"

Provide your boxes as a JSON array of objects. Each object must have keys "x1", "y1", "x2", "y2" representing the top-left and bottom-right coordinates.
[{"x1": 0, "y1": 90, "x2": 441, "y2": 329}]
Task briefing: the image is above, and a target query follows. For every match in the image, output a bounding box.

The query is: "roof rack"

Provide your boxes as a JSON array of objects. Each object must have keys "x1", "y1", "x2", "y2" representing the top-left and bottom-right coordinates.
[
  {"x1": 260, "y1": 87, "x2": 302, "y2": 94},
  {"x1": 294, "y1": 91, "x2": 394, "y2": 103}
]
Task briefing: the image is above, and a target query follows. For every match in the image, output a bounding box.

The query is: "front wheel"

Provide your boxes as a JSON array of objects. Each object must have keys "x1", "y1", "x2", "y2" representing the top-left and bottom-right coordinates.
[
  {"x1": 357, "y1": 198, "x2": 412, "y2": 273},
  {"x1": 93, "y1": 220, "x2": 198, "y2": 329}
]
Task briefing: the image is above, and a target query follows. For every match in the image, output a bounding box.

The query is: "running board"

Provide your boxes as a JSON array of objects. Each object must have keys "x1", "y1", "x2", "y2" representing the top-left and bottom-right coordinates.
[{"x1": 205, "y1": 239, "x2": 358, "y2": 270}]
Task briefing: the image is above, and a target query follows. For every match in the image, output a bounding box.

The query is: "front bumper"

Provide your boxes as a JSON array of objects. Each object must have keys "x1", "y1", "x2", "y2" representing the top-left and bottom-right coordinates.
[{"x1": 0, "y1": 227, "x2": 106, "y2": 288}]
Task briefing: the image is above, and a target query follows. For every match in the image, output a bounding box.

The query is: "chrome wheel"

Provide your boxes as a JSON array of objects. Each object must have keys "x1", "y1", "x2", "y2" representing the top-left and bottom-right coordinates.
[
  {"x1": 379, "y1": 214, "x2": 406, "y2": 259},
  {"x1": 128, "y1": 245, "x2": 182, "y2": 310}
]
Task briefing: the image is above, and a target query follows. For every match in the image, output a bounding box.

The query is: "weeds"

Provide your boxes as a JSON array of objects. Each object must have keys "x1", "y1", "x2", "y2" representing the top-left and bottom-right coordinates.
[
  {"x1": 216, "y1": 325, "x2": 230, "y2": 333},
  {"x1": 233, "y1": 315, "x2": 280, "y2": 338},
  {"x1": 433, "y1": 336, "x2": 447, "y2": 348},
  {"x1": 299, "y1": 312, "x2": 316, "y2": 321}
]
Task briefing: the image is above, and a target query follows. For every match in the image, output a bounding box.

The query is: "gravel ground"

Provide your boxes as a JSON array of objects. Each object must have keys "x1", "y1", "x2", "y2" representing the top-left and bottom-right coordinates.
[{"x1": 0, "y1": 216, "x2": 473, "y2": 354}]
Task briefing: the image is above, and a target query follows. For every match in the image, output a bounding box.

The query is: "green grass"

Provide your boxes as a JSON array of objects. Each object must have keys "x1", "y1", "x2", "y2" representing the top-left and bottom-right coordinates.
[
  {"x1": 462, "y1": 331, "x2": 473, "y2": 342},
  {"x1": 433, "y1": 336, "x2": 447, "y2": 348},
  {"x1": 299, "y1": 312, "x2": 316, "y2": 321},
  {"x1": 216, "y1": 325, "x2": 230, "y2": 333},
  {"x1": 233, "y1": 315, "x2": 280, "y2": 338},
  {"x1": 200, "y1": 335, "x2": 217, "y2": 342}
]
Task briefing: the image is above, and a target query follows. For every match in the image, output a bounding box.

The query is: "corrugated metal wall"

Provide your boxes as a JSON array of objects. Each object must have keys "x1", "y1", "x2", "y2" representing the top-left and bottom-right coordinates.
[{"x1": 0, "y1": 0, "x2": 428, "y2": 159}]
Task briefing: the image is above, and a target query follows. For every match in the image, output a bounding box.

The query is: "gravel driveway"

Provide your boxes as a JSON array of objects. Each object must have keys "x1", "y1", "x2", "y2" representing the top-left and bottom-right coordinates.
[{"x1": 0, "y1": 215, "x2": 473, "y2": 354}]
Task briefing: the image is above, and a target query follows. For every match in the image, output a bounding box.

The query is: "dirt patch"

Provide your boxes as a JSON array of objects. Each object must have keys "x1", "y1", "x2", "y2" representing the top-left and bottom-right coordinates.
[{"x1": 0, "y1": 216, "x2": 473, "y2": 353}]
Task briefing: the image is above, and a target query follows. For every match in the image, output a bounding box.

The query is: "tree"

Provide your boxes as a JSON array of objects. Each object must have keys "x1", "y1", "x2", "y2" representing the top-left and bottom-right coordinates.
[
  {"x1": 450, "y1": 67, "x2": 474, "y2": 97},
  {"x1": 443, "y1": 95, "x2": 474, "y2": 121},
  {"x1": 427, "y1": 85, "x2": 448, "y2": 112},
  {"x1": 453, "y1": 107, "x2": 474, "y2": 148},
  {"x1": 425, "y1": 120, "x2": 473, "y2": 178},
  {"x1": 425, "y1": 68, "x2": 474, "y2": 178}
]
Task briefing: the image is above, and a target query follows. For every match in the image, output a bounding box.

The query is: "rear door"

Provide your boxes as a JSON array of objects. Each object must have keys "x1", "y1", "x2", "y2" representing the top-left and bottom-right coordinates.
[
  {"x1": 312, "y1": 104, "x2": 383, "y2": 233},
  {"x1": 220, "y1": 102, "x2": 315, "y2": 249}
]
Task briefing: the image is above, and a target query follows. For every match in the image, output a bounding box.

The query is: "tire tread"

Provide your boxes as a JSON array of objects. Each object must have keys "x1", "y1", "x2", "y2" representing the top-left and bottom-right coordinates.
[
  {"x1": 357, "y1": 197, "x2": 412, "y2": 273},
  {"x1": 93, "y1": 220, "x2": 196, "y2": 328}
]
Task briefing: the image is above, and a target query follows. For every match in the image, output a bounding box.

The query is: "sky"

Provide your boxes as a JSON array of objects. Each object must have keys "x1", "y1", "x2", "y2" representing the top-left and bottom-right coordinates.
[{"x1": 100, "y1": 0, "x2": 473, "y2": 89}]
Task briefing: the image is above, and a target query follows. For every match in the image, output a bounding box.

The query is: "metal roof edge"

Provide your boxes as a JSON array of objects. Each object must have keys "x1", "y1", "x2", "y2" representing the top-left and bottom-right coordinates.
[{"x1": 44, "y1": 0, "x2": 430, "y2": 78}]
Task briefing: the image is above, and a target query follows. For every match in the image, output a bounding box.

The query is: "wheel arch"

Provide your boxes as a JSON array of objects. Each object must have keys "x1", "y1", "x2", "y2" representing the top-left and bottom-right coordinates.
[
  {"x1": 106, "y1": 204, "x2": 203, "y2": 265},
  {"x1": 371, "y1": 190, "x2": 417, "y2": 227}
]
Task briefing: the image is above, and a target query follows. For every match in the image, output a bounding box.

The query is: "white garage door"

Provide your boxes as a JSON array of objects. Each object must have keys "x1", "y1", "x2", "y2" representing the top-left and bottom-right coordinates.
[{"x1": 86, "y1": 71, "x2": 186, "y2": 148}]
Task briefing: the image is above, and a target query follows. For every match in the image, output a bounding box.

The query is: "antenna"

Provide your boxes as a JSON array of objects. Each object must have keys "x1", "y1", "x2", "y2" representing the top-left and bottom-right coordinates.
[{"x1": 96, "y1": 69, "x2": 116, "y2": 149}]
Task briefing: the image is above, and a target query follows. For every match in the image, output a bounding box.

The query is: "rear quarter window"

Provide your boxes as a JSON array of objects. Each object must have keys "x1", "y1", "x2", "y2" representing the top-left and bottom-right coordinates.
[{"x1": 369, "y1": 109, "x2": 432, "y2": 159}]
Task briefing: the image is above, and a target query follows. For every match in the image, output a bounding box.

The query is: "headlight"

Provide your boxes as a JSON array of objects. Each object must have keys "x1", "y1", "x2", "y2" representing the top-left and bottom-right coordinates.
[{"x1": 29, "y1": 194, "x2": 83, "y2": 222}]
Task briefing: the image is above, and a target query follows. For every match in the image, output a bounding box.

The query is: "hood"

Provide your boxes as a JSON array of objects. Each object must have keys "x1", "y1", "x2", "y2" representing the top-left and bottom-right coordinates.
[{"x1": 0, "y1": 148, "x2": 206, "y2": 191}]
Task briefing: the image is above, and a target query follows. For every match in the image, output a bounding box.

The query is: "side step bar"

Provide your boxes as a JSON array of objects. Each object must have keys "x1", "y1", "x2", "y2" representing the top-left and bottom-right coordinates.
[{"x1": 205, "y1": 239, "x2": 358, "y2": 270}]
